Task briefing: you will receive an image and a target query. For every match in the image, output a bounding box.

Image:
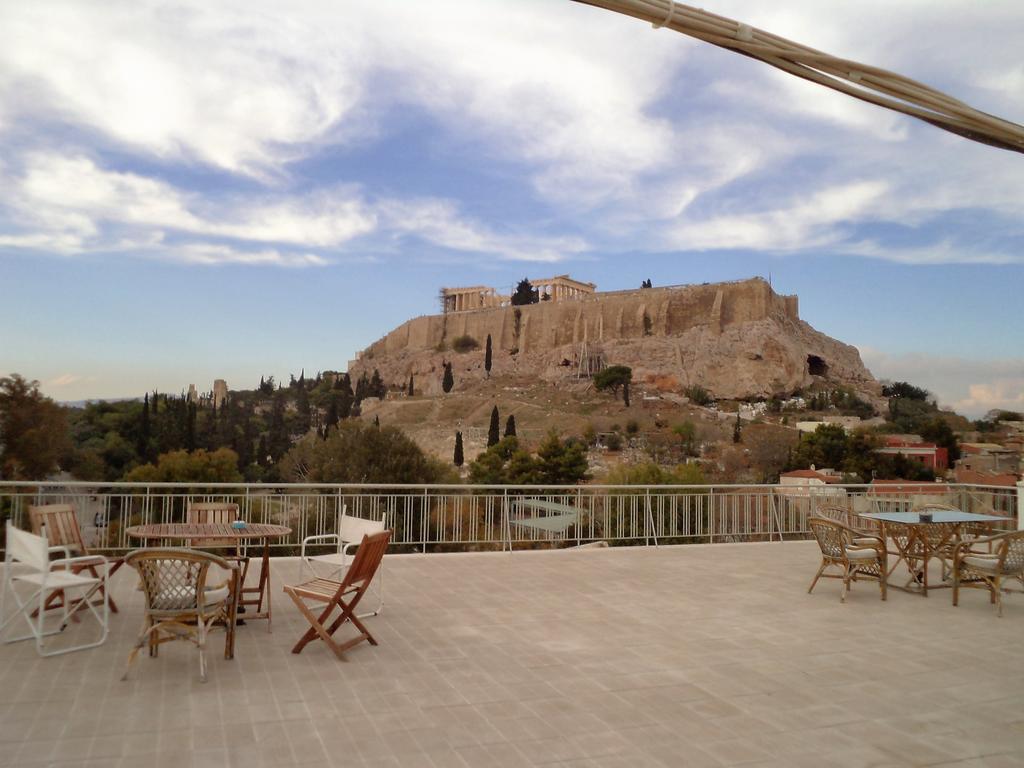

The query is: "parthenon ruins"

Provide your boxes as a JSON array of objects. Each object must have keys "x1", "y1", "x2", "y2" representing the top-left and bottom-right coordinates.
[{"x1": 440, "y1": 275, "x2": 596, "y2": 313}]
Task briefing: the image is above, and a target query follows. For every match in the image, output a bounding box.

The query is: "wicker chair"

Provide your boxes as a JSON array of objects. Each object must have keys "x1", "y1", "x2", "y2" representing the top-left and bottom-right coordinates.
[
  {"x1": 952, "y1": 530, "x2": 1024, "y2": 617},
  {"x1": 122, "y1": 548, "x2": 239, "y2": 682},
  {"x1": 808, "y1": 517, "x2": 887, "y2": 603}
]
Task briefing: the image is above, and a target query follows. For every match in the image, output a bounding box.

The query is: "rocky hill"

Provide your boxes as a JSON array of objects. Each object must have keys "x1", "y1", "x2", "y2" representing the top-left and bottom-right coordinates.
[{"x1": 351, "y1": 277, "x2": 879, "y2": 402}]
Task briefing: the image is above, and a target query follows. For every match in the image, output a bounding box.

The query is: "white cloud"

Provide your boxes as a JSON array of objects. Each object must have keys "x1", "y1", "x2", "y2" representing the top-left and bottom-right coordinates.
[
  {"x1": 0, "y1": 0, "x2": 1022, "y2": 268},
  {"x1": 378, "y1": 198, "x2": 587, "y2": 263},
  {"x1": 664, "y1": 181, "x2": 889, "y2": 251},
  {"x1": 858, "y1": 348, "x2": 1024, "y2": 418},
  {"x1": 47, "y1": 373, "x2": 87, "y2": 388},
  {"x1": 0, "y1": 152, "x2": 581, "y2": 265}
]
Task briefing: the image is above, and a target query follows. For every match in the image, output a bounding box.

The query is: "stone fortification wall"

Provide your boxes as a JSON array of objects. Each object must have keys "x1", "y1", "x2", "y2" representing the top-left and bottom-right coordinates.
[
  {"x1": 352, "y1": 278, "x2": 877, "y2": 401},
  {"x1": 367, "y1": 278, "x2": 796, "y2": 357}
]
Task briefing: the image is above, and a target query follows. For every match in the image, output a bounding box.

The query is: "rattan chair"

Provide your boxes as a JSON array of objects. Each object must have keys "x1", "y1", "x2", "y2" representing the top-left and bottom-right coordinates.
[
  {"x1": 29, "y1": 504, "x2": 124, "y2": 613},
  {"x1": 808, "y1": 517, "x2": 887, "y2": 603},
  {"x1": 122, "y1": 548, "x2": 239, "y2": 682},
  {"x1": 952, "y1": 530, "x2": 1024, "y2": 617}
]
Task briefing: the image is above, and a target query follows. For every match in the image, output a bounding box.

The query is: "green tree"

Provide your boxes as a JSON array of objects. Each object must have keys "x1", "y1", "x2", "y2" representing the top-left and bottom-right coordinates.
[
  {"x1": 296, "y1": 385, "x2": 311, "y2": 432},
  {"x1": 407, "y1": 375, "x2": 414, "y2": 396},
  {"x1": 504, "y1": 414, "x2": 517, "y2": 438},
  {"x1": 606, "y1": 462, "x2": 704, "y2": 485},
  {"x1": 124, "y1": 448, "x2": 243, "y2": 483},
  {"x1": 453, "y1": 431, "x2": 464, "y2": 467},
  {"x1": 593, "y1": 365, "x2": 632, "y2": 404},
  {"x1": 672, "y1": 421, "x2": 697, "y2": 456},
  {"x1": 485, "y1": 334, "x2": 492, "y2": 378},
  {"x1": 0, "y1": 375, "x2": 71, "y2": 479},
  {"x1": 487, "y1": 406, "x2": 500, "y2": 447},
  {"x1": 882, "y1": 381, "x2": 930, "y2": 401},
  {"x1": 920, "y1": 417, "x2": 961, "y2": 464},
  {"x1": 442, "y1": 362, "x2": 454, "y2": 394},
  {"x1": 788, "y1": 423, "x2": 848, "y2": 470},
  {"x1": 369, "y1": 369, "x2": 386, "y2": 399},
  {"x1": 510, "y1": 278, "x2": 539, "y2": 306},
  {"x1": 534, "y1": 431, "x2": 589, "y2": 485},
  {"x1": 278, "y1": 421, "x2": 454, "y2": 484},
  {"x1": 732, "y1": 412, "x2": 742, "y2": 444},
  {"x1": 267, "y1": 390, "x2": 290, "y2": 461},
  {"x1": 137, "y1": 392, "x2": 151, "y2": 460}
]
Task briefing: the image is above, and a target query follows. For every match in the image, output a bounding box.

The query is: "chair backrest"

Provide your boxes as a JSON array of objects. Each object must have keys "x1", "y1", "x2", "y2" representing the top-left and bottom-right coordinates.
[
  {"x1": 808, "y1": 517, "x2": 848, "y2": 559},
  {"x1": 995, "y1": 531, "x2": 1024, "y2": 575},
  {"x1": 5, "y1": 521, "x2": 50, "y2": 573},
  {"x1": 125, "y1": 548, "x2": 231, "y2": 612},
  {"x1": 339, "y1": 513, "x2": 387, "y2": 545},
  {"x1": 814, "y1": 505, "x2": 850, "y2": 527},
  {"x1": 29, "y1": 504, "x2": 86, "y2": 553},
  {"x1": 337, "y1": 530, "x2": 391, "y2": 595},
  {"x1": 186, "y1": 502, "x2": 239, "y2": 525}
]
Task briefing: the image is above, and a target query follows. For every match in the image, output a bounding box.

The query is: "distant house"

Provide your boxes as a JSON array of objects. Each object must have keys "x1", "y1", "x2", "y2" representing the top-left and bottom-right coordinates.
[
  {"x1": 776, "y1": 468, "x2": 846, "y2": 501},
  {"x1": 957, "y1": 442, "x2": 1020, "y2": 475},
  {"x1": 875, "y1": 437, "x2": 948, "y2": 472},
  {"x1": 953, "y1": 468, "x2": 1019, "y2": 487},
  {"x1": 867, "y1": 478, "x2": 953, "y2": 511}
]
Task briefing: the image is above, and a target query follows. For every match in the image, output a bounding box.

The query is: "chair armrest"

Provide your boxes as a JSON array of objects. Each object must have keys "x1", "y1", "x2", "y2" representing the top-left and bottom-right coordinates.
[
  {"x1": 50, "y1": 554, "x2": 110, "y2": 573},
  {"x1": 47, "y1": 545, "x2": 75, "y2": 560},
  {"x1": 300, "y1": 534, "x2": 340, "y2": 556}
]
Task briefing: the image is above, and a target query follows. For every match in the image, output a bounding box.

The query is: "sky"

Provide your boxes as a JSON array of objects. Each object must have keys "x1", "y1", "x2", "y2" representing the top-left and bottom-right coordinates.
[{"x1": 0, "y1": 0, "x2": 1022, "y2": 418}]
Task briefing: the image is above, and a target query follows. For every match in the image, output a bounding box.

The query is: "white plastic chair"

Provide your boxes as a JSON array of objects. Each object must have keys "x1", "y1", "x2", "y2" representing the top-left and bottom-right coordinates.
[
  {"x1": 1, "y1": 521, "x2": 109, "y2": 656},
  {"x1": 299, "y1": 510, "x2": 387, "y2": 616}
]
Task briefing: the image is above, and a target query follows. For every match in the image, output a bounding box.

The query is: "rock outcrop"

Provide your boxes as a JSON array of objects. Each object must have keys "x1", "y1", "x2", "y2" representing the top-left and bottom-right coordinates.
[{"x1": 350, "y1": 278, "x2": 879, "y2": 401}]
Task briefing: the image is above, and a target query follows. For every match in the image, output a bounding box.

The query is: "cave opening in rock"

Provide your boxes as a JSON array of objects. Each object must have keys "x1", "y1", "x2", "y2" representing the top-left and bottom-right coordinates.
[{"x1": 807, "y1": 355, "x2": 829, "y2": 376}]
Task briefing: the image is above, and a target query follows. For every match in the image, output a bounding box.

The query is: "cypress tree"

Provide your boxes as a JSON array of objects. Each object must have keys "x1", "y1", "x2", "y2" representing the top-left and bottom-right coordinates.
[
  {"x1": 296, "y1": 384, "x2": 311, "y2": 432},
  {"x1": 373, "y1": 415, "x2": 380, "y2": 428},
  {"x1": 485, "y1": 334, "x2": 492, "y2": 378},
  {"x1": 623, "y1": 381, "x2": 631, "y2": 408},
  {"x1": 137, "y1": 393, "x2": 150, "y2": 460},
  {"x1": 407, "y1": 374, "x2": 414, "y2": 396},
  {"x1": 733, "y1": 412, "x2": 742, "y2": 443},
  {"x1": 185, "y1": 401, "x2": 197, "y2": 452},
  {"x1": 487, "y1": 406, "x2": 500, "y2": 447},
  {"x1": 326, "y1": 396, "x2": 339, "y2": 431},
  {"x1": 369, "y1": 369, "x2": 386, "y2": 399},
  {"x1": 442, "y1": 362, "x2": 454, "y2": 393},
  {"x1": 453, "y1": 431, "x2": 464, "y2": 466},
  {"x1": 504, "y1": 414, "x2": 516, "y2": 438}
]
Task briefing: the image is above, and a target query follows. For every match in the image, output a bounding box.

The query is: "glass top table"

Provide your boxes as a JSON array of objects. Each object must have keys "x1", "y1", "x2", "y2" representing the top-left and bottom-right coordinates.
[
  {"x1": 856, "y1": 510, "x2": 1012, "y2": 594},
  {"x1": 859, "y1": 511, "x2": 1011, "y2": 525}
]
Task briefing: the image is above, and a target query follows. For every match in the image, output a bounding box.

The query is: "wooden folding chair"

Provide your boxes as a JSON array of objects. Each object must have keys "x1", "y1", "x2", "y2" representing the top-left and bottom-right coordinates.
[
  {"x1": 29, "y1": 504, "x2": 124, "y2": 614},
  {"x1": 284, "y1": 530, "x2": 391, "y2": 660},
  {"x1": 186, "y1": 502, "x2": 251, "y2": 584}
]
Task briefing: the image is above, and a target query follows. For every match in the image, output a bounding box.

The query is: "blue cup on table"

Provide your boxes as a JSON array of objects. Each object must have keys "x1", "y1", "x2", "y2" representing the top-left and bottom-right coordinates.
[{"x1": 231, "y1": 519, "x2": 247, "y2": 530}]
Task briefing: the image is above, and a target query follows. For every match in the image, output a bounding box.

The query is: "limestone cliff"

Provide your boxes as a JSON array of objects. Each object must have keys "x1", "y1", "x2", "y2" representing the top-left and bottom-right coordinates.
[{"x1": 350, "y1": 278, "x2": 879, "y2": 401}]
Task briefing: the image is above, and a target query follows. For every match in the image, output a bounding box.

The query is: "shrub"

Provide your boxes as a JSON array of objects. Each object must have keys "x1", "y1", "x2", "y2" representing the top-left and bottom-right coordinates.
[
  {"x1": 684, "y1": 385, "x2": 713, "y2": 406},
  {"x1": 604, "y1": 433, "x2": 623, "y2": 451},
  {"x1": 451, "y1": 335, "x2": 479, "y2": 353},
  {"x1": 625, "y1": 420, "x2": 639, "y2": 435}
]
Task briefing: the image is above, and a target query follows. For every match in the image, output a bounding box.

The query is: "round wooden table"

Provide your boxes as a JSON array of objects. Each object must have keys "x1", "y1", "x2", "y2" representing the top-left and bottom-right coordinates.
[{"x1": 125, "y1": 523, "x2": 291, "y2": 628}]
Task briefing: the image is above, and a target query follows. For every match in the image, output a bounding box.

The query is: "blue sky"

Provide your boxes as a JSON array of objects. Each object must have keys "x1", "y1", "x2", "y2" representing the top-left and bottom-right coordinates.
[{"x1": 1, "y1": 0, "x2": 1022, "y2": 417}]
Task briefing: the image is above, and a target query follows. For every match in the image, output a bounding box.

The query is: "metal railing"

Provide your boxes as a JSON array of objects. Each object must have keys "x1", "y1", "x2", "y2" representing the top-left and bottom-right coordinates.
[{"x1": 0, "y1": 481, "x2": 1018, "y2": 555}]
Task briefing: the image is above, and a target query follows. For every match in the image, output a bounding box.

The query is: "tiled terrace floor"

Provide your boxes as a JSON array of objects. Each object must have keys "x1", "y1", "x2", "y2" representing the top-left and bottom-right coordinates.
[{"x1": 2, "y1": 541, "x2": 1023, "y2": 768}]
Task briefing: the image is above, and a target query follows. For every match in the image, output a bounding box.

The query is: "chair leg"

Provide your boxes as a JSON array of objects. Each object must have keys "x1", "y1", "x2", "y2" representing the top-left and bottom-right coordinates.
[
  {"x1": 197, "y1": 617, "x2": 208, "y2": 683},
  {"x1": 807, "y1": 561, "x2": 827, "y2": 594},
  {"x1": 952, "y1": 566, "x2": 960, "y2": 607}
]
